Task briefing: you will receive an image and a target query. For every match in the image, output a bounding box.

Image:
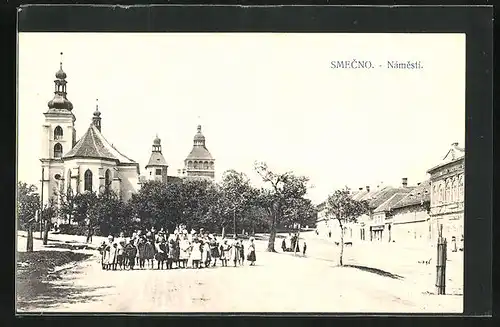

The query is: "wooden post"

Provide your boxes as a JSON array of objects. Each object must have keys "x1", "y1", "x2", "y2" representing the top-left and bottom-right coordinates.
[
  {"x1": 435, "y1": 224, "x2": 447, "y2": 295},
  {"x1": 27, "y1": 218, "x2": 34, "y2": 252},
  {"x1": 233, "y1": 209, "x2": 237, "y2": 238},
  {"x1": 39, "y1": 167, "x2": 44, "y2": 239}
]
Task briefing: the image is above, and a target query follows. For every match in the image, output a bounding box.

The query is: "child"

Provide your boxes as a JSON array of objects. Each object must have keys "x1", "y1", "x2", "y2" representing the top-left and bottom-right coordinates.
[
  {"x1": 179, "y1": 235, "x2": 190, "y2": 268},
  {"x1": 110, "y1": 242, "x2": 118, "y2": 271},
  {"x1": 219, "y1": 240, "x2": 228, "y2": 267},
  {"x1": 117, "y1": 239, "x2": 125, "y2": 270},
  {"x1": 155, "y1": 237, "x2": 167, "y2": 270},
  {"x1": 167, "y1": 239, "x2": 176, "y2": 269},
  {"x1": 209, "y1": 236, "x2": 220, "y2": 267},
  {"x1": 303, "y1": 241, "x2": 307, "y2": 256},
  {"x1": 124, "y1": 239, "x2": 137, "y2": 270},
  {"x1": 144, "y1": 237, "x2": 155, "y2": 269},
  {"x1": 98, "y1": 241, "x2": 107, "y2": 270},
  {"x1": 202, "y1": 239, "x2": 211, "y2": 268},
  {"x1": 239, "y1": 240, "x2": 245, "y2": 266},
  {"x1": 230, "y1": 239, "x2": 240, "y2": 267},
  {"x1": 137, "y1": 237, "x2": 146, "y2": 269},
  {"x1": 190, "y1": 238, "x2": 202, "y2": 269}
]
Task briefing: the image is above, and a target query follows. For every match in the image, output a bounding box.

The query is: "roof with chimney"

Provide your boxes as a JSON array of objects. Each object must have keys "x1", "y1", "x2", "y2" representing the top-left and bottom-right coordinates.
[
  {"x1": 63, "y1": 123, "x2": 137, "y2": 165},
  {"x1": 392, "y1": 180, "x2": 431, "y2": 209},
  {"x1": 373, "y1": 193, "x2": 409, "y2": 213}
]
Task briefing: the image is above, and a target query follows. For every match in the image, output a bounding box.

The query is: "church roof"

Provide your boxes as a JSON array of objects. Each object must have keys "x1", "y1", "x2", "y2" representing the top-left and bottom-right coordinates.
[
  {"x1": 186, "y1": 146, "x2": 213, "y2": 160},
  {"x1": 63, "y1": 124, "x2": 137, "y2": 165},
  {"x1": 146, "y1": 152, "x2": 168, "y2": 168}
]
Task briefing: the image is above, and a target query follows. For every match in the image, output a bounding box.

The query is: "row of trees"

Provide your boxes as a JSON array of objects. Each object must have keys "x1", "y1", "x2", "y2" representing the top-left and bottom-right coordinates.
[{"x1": 17, "y1": 162, "x2": 318, "y2": 252}]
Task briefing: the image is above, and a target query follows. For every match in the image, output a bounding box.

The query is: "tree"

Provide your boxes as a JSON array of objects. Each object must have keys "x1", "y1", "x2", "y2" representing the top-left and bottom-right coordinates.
[
  {"x1": 17, "y1": 182, "x2": 40, "y2": 231},
  {"x1": 326, "y1": 187, "x2": 369, "y2": 266},
  {"x1": 219, "y1": 170, "x2": 256, "y2": 237},
  {"x1": 254, "y1": 162, "x2": 311, "y2": 252},
  {"x1": 17, "y1": 182, "x2": 40, "y2": 252}
]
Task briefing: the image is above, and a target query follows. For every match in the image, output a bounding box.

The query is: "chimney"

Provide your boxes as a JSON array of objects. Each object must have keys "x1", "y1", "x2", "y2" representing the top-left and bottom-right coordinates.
[
  {"x1": 402, "y1": 177, "x2": 408, "y2": 187},
  {"x1": 366, "y1": 185, "x2": 370, "y2": 192}
]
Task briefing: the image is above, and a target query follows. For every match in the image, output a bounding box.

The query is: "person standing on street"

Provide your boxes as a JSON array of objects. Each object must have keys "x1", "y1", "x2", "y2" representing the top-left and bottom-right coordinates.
[
  {"x1": 247, "y1": 237, "x2": 256, "y2": 266},
  {"x1": 303, "y1": 241, "x2": 307, "y2": 256}
]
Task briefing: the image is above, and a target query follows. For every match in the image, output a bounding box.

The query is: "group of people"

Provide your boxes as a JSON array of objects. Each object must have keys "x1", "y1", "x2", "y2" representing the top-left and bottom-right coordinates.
[
  {"x1": 98, "y1": 225, "x2": 257, "y2": 271},
  {"x1": 281, "y1": 232, "x2": 306, "y2": 255}
]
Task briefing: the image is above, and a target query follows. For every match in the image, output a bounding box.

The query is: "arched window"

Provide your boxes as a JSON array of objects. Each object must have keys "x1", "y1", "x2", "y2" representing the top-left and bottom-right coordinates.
[
  {"x1": 54, "y1": 126, "x2": 63, "y2": 140},
  {"x1": 210, "y1": 162, "x2": 214, "y2": 169},
  {"x1": 204, "y1": 161, "x2": 209, "y2": 169},
  {"x1": 84, "y1": 169, "x2": 93, "y2": 192},
  {"x1": 451, "y1": 178, "x2": 457, "y2": 203},
  {"x1": 438, "y1": 184, "x2": 443, "y2": 203},
  {"x1": 54, "y1": 143, "x2": 63, "y2": 158},
  {"x1": 105, "y1": 169, "x2": 112, "y2": 191},
  {"x1": 194, "y1": 161, "x2": 199, "y2": 169}
]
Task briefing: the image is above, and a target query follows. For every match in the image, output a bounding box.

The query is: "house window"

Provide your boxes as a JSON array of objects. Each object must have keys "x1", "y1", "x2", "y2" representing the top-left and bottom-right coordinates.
[
  {"x1": 54, "y1": 143, "x2": 63, "y2": 158},
  {"x1": 54, "y1": 126, "x2": 63, "y2": 140},
  {"x1": 84, "y1": 169, "x2": 93, "y2": 192},
  {"x1": 156, "y1": 169, "x2": 162, "y2": 176},
  {"x1": 105, "y1": 169, "x2": 112, "y2": 191}
]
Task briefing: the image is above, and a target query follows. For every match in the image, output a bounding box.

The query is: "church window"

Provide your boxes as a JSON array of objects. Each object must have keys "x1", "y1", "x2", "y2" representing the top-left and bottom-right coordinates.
[
  {"x1": 54, "y1": 143, "x2": 63, "y2": 158},
  {"x1": 188, "y1": 161, "x2": 193, "y2": 169},
  {"x1": 54, "y1": 126, "x2": 63, "y2": 140},
  {"x1": 156, "y1": 169, "x2": 162, "y2": 175},
  {"x1": 194, "y1": 161, "x2": 199, "y2": 169},
  {"x1": 84, "y1": 169, "x2": 93, "y2": 192},
  {"x1": 210, "y1": 162, "x2": 214, "y2": 169},
  {"x1": 105, "y1": 169, "x2": 112, "y2": 191}
]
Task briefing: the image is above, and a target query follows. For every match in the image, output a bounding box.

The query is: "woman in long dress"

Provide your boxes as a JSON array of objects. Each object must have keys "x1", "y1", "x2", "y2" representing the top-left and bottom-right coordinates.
[
  {"x1": 190, "y1": 238, "x2": 202, "y2": 269},
  {"x1": 179, "y1": 235, "x2": 191, "y2": 268},
  {"x1": 247, "y1": 237, "x2": 256, "y2": 266},
  {"x1": 229, "y1": 239, "x2": 240, "y2": 267}
]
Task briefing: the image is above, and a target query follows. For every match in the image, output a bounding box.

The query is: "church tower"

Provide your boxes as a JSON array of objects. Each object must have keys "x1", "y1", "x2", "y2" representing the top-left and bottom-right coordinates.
[
  {"x1": 145, "y1": 135, "x2": 169, "y2": 183},
  {"x1": 184, "y1": 125, "x2": 215, "y2": 179},
  {"x1": 40, "y1": 52, "x2": 76, "y2": 206}
]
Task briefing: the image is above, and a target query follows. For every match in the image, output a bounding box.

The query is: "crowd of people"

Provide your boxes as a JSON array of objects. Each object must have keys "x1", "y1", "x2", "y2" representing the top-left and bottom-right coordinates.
[{"x1": 98, "y1": 224, "x2": 257, "y2": 271}]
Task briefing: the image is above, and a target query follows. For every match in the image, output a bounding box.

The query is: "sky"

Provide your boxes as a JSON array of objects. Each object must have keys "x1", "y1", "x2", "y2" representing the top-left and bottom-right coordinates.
[{"x1": 17, "y1": 33, "x2": 465, "y2": 205}]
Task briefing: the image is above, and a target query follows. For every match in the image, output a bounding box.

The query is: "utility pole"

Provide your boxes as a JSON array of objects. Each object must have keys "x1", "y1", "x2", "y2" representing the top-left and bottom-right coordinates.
[
  {"x1": 39, "y1": 167, "x2": 44, "y2": 239},
  {"x1": 435, "y1": 224, "x2": 447, "y2": 295}
]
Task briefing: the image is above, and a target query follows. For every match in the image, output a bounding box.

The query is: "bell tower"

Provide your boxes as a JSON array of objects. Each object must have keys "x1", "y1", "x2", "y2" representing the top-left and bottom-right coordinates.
[{"x1": 40, "y1": 52, "x2": 76, "y2": 206}]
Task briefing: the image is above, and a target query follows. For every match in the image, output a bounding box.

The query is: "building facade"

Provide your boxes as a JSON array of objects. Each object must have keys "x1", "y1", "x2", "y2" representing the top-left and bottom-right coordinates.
[
  {"x1": 390, "y1": 180, "x2": 431, "y2": 244},
  {"x1": 40, "y1": 58, "x2": 140, "y2": 210},
  {"x1": 183, "y1": 125, "x2": 215, "y2": 179},
  {"x1": 427, "y1": 142, "x2": 465, "y2": 243}
]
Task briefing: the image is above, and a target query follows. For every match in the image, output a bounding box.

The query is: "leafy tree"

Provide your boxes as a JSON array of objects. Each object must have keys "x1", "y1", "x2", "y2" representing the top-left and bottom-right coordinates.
[
  {"x1": 254, "y1": 162, "x2": 311, "y2": 252},
  {"x1": 92, "y1": 190, "x2": 130, "y2": 236},
  {"x1": 17, "y1": 182, "x2": 40, "y2": 231},
  {"x1": 326, "y1": 187, "x2": 369, "y2": 266},
  {"x1": 219, "y1": 170, "x2": 256, "y2": 237}
]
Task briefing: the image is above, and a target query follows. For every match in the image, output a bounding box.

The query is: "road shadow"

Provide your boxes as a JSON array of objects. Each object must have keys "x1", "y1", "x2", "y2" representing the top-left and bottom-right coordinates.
[
  {"x1": 16, "y1": 279, "x2": 113, "y2": 311},
  {"x1": 343, "y1": 264, "x2": 405, "y2": 280}
]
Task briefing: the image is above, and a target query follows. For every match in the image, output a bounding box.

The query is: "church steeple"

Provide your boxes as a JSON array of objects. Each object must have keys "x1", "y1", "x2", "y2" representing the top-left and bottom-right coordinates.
[
  {"x1": 47, "y1": 52, "x2": 73, "y2": 111},
  {"x1": 152, "y1": 134, "x2": 162, "y2": 153},
  {"x1": 92, "y1": 98, "x2": 102, "y2": 132}
]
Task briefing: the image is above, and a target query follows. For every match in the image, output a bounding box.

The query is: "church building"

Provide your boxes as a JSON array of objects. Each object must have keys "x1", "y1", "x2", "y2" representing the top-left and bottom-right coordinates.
[
  {"x1": 182, "y1": 125, "x2": 215, "y2": 179},
  {"x1": 40, "y1": 54, "x2": 141, "y2": 207}
]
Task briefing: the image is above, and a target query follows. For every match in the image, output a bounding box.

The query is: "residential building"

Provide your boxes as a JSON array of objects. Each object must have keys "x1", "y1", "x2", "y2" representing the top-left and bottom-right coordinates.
[{"x1": 427, "y1": 142, "x2": 465, "y2": 243}]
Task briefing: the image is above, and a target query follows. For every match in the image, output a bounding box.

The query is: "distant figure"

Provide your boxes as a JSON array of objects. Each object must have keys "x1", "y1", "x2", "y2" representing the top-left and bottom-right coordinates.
[
  {"x1": 281, "y1": 238, "x2": 287, "y2": 252},
  {"x1": 220, "y1": 239, "x2": 230, "y2": 267},
  {"x1": 303, "y1": 241, "x2": 307, "y2": 256},
  {"x1": 451, "y1": 236, "x2": 457, "y2": 252},
  {"x1": 328, "y1": 231, "x2": 332, "y2": 238}
]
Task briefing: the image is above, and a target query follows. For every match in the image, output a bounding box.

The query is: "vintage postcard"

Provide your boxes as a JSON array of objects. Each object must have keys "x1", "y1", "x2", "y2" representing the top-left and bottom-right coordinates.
[{"x1": 15, "y1": 7, "x2": 477, "y2": 314}]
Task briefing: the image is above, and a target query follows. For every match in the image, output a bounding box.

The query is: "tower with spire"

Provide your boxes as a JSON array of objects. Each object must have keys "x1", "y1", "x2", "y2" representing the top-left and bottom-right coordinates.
[
  {"x1": 40, "y1": 52, "x2": 77, "y2": 207},
  {"x1": 145, "y1": 134, "x2": 169, "y2": 183},
  {"x1": 183, "y1": 124, "x2": 215, "y2": 179}
]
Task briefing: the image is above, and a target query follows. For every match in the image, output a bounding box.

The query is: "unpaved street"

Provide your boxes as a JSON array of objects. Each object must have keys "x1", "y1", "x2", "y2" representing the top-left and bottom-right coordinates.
[{"x1": 17, "y1": 232, "x2": 462, "y2": 313}]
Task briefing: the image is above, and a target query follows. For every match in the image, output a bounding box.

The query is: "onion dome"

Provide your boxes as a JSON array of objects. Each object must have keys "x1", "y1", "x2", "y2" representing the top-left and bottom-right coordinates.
[
  {"x1": 47, "y1": 96, "x2": 73, "y2": 110},
  {"x1": 55, "y1": 63, "x2": 67, "y2": 79},
  {"x1": 153, "y1": 134, "x2": 161, "y2": 145},
  {"x1": 193, "y1": 125, "x2": 205, "y2": 142}
]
